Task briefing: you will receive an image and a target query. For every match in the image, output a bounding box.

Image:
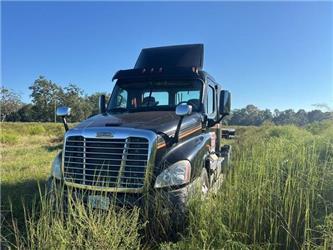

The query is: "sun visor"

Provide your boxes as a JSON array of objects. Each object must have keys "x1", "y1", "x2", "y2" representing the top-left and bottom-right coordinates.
[{"x1": 134, "y1": 44, "x2": 204, "y2": 70}]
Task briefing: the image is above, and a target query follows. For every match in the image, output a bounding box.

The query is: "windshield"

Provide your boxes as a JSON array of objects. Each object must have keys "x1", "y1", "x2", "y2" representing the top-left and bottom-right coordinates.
[{"x1": 107, "y1": 80, "x2": 202, "y2": 113}]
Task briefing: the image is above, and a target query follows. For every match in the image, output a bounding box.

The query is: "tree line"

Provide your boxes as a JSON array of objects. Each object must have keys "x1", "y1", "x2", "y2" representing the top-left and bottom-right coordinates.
[
  {"x1": 1, "y1": 76, "x2": 110, "y2": 122},
  {"x1": 224, "y1": 104, "x2": 332, "y2": 126},
  {"x1": 1, "y1": 76, "x2": 332, "y2": 126}
]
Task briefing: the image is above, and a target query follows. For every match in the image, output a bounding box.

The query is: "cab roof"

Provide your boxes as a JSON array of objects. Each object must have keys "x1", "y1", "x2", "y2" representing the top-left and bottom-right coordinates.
[
  {"x1": 112, "y1": 44, "x2": 221, "y2": 88},
  {"x1": 112, "y1": 67, "x2": 206, "y2": 82}
]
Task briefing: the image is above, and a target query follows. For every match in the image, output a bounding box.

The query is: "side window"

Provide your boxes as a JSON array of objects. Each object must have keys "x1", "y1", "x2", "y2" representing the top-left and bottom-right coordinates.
[
  {"x1": 206, "y1": 85, "x2": 215, "y2": 115},
  {"x1": 143, "y1": 91, "x2": 169, "y2": 106}
]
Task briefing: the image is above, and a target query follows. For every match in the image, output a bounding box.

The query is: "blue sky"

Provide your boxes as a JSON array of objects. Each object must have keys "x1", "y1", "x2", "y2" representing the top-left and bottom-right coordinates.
[{"x1": 2, "y1": 1, "x2": 332, "y2": 110}]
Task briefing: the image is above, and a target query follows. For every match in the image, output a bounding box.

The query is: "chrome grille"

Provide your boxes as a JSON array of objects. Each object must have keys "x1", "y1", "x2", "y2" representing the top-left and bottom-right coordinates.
[{"x1": 63, "y1": 136, "x2": 149, "y2": 189}]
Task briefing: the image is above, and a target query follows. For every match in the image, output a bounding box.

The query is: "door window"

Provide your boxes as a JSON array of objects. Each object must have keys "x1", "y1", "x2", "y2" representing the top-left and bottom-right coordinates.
[{"x1": 206, "y1": 85, "x2": 215, "y2": 114}]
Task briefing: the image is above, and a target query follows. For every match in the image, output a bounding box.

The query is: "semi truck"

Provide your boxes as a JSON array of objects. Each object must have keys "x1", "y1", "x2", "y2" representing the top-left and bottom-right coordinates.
[{"x1": 48, "y1": 44, "x2": 232, "y2": 229}]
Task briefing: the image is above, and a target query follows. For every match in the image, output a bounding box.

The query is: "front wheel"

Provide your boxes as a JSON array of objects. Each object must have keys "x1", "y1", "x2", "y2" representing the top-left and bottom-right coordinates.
[
  {"x1": 188, "y1": 168, "x2": 209, "y2": 200},
  {"x1": 46, "y1": 177, "x2": 65, "y2": 212}
]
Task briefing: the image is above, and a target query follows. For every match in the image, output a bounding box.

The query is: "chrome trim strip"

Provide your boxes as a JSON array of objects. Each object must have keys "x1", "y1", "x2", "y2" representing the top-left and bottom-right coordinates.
[
  {"x1": 63, "y1": 163, "x2": 146, "y2": 169},
  {"x1": 63, "y1": 172, "x2": 145, "y2": 180},
  {"x1": 64, "y1": 155, "x2": 147, "y2": 162},
  {"x1": 65, "y1": 151, "x2": 147, "y2": 156},
  {"x1": 117, "y1": 138, "x2": 129, "y2": 186}
]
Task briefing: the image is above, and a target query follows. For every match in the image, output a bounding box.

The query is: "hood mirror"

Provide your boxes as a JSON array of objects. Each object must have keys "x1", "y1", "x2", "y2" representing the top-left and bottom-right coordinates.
[
  {"x1": 56, "y1": 106, "x2": 71, "y2": 131},
  {"x1": 56, "y1": 106, "x2": 71, "y2": 117},
  {"x1": 176, "y1": 104, "x2": 192, "y2": 117},
  {"x1": 173, "y1": 104, "x2": 193, "y2": 145}
]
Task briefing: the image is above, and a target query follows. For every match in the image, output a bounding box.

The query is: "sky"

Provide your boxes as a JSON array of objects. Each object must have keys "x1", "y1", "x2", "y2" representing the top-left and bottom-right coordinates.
[{"x1": 1, "y1": 1, "x2": 332, "y2": 111}]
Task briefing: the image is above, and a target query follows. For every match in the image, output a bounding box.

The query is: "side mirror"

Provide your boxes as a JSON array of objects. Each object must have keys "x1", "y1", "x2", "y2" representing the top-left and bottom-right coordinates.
[
  {"x1": 56, "y1": 106, "x2": 71, "y2": 117},
  {"x1": 219, "y1": 90, "x2": 231, "y2": 116},
  {"x1": 176, "y1": 104, "x2": 192, "y2": 117},
  {"x1": 56, "y1": 106, "x2": 71, "y2": 131},
  {"x1": 99, "y1": 95, "x2": 106, "y2": 114}
]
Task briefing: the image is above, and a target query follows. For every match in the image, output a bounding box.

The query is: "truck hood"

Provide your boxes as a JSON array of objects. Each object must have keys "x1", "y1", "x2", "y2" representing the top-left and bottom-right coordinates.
[{"x1": 74, "y1": 111, "x2": 202, "y2": 137}]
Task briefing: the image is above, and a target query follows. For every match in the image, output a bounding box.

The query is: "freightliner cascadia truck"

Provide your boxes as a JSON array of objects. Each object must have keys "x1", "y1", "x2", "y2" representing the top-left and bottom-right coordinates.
[{"x1": 48, "y1": 44, "x2": 232, "y2": 230}]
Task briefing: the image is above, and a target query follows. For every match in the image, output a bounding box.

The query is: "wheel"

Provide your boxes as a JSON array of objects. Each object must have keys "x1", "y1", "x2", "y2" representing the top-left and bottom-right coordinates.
[
  {"x1": 46, "y1": 177, "x2": 57, "y2": 207},
  {"x1": 46, "y1": 177, "x2": 64, "y2": 211}
]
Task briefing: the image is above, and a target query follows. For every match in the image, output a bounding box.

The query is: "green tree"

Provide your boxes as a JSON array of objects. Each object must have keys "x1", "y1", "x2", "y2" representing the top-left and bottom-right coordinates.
[
  {"x1": 29, "y1": 76, "x2": 62, "y2": 122},
  {"x1": 0, "y1": 87, "x2": 22, "y2": 121},
  {"x1": 307, "y1": 110, "x2": 328, "y2": 123},
  {"x1": 295, "y1": 109, "x2": 309, "y2": 126},
  {"x1": 7, "y1": 104, "x2": 36, "y2": 122},
  {"x1": 85, "y1": 92, "x2": 111, "y2": 117},
  {"x1": 229, "y1": 105, "x2": 272, "y2": 126},
  {"x1": 273, "y1": 109, "x2": 297, "y2": 125},
  {"x1": 58, "y1": 84, "x2": 89, "y2": 122}
]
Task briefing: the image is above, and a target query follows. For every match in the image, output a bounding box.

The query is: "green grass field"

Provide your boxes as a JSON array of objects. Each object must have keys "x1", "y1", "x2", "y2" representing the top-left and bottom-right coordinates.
[{"x1": 1, "y1": 122, "x2": 333, "y2": 249}]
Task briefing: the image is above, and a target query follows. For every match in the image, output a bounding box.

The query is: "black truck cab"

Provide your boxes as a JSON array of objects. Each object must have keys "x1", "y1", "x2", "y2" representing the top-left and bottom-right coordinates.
[{"x1": 49, "y1": 44, "x2": 231, "y2": 228}]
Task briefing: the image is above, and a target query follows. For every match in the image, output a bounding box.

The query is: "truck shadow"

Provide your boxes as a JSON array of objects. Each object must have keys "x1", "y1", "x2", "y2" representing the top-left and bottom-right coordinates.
[
  {"x1": 1, "y1": 179, "x2": 48, "y2": 223},
  {"x1": 1, "y1": 179, "x2": 48, "y2": 247}
]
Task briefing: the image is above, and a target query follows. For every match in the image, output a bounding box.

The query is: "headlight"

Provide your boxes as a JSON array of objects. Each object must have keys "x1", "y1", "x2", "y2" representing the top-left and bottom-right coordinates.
[
  {"x1": 51, "y1": 151, "x2": 62, "y2": 180},
  {"x1": 154, "y1": 160, "x2": 191, "y2": 188}
]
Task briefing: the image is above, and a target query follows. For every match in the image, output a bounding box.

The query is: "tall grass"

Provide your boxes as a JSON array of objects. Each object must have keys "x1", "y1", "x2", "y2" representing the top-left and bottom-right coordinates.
[
  {"x1": 164, "y1": 125, "x2": 333, "y2": 249},
  {"x1": 3, "y1": 186, "x2": 142, "y2": 249},
  {"x1": 1, "y1": 122, "x2": 332, "y2": 249}
]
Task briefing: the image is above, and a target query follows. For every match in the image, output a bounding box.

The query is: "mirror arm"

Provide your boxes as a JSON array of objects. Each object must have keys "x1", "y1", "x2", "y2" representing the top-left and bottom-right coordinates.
[
  {"x1": 174, "y1": 116, "x2": 184, "y2": 144},
  {"x1": 217, "y1": 114, "x2": 227, "y2": 124},
  {"x1": 61, "y1": 117, "x2": 69, "y2": 131},
  {"x1": 99, "y1": 95, "x2": 106, "y2": 114},
  {"x1": 209, "y1": 114, "x2": 228, "y2": 127}
]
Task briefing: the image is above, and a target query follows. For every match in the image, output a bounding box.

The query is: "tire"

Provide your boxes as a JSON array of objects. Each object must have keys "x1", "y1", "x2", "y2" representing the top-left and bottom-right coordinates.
[
  {"x1": 46, "y1": 177, "x2": 57, "y2": 208},
  {"x1": 46, "y1": 177, "x2": 64, "y2": 212}
]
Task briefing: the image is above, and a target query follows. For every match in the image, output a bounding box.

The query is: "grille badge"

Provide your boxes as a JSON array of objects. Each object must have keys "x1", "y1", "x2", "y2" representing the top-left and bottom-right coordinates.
[{"x1": 96, "y1": 131, "x2": 114, "y2": 138}]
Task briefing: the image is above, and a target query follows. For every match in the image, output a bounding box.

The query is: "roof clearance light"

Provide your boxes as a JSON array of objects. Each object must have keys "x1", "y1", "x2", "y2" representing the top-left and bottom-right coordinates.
[
  {"x1": 142, "y1": 68, "x2": 146, "y2": 73},
  {"x1": 159, "y1": 67, "x2": 163, "y2": 72},
  {"x1": 150, "y1": 68, "x2": 154, "y2": 72}
]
